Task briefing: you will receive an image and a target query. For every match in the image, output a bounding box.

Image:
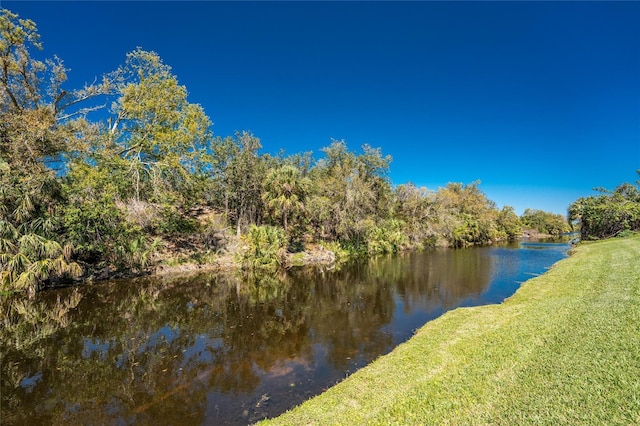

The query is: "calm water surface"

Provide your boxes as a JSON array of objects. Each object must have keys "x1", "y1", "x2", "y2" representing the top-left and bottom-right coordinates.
[{"x1": 1, "y1": 241, "x2": 569, "y2": 425}]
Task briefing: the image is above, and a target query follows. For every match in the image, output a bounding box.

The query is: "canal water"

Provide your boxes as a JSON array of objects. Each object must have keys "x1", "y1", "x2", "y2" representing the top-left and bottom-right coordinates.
[{"x1": 1, "y1": 240, "x2": 569, "y2": 425}]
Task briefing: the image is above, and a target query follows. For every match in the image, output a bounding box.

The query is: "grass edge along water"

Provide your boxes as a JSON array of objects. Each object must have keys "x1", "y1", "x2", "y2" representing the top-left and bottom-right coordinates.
[{"x1": 262, "y1": 235, "x2": 640, "y2": 425}]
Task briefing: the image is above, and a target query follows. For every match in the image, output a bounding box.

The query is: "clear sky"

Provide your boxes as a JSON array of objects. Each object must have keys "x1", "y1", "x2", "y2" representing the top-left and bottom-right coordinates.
[{"x1": 4, "y1": 1, "x2": 639, "y2": 215}]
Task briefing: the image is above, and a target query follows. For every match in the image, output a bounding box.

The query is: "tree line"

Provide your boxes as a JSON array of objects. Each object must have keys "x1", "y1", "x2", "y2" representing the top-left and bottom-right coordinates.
[
  {"x1": 1, "y1": 10, "x2": 572, "y2": 294},
  {"x1": 569, "y1": 175, "x2": 640, "y2": 240}
]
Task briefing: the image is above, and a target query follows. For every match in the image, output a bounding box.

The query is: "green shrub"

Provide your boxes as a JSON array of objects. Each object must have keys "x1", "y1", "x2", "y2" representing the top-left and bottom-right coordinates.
[
  {"x1": 569, "y1": 181, "x2": 640, "y2": 240},
  {"x1": 63, "y1": 197, "x2": 160, "y2": 272},
  {"x1": 366, "y1": 219, "x2": 409, "y2": 255},
  {"x1": 238, "y1": 225, "x2": 287, "y2": 273}
]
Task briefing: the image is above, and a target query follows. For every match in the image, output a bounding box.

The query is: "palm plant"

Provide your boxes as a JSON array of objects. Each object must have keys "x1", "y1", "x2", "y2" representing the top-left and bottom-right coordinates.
[
  {"x1": 0, "y1": 220, "x2": 81, "y2": 294},
  {"x1": 238, "y1": 225, "x2": 287, "y2": 273},
  {"x1": 262, "y1": 165, "x2": 310, "y2": 231}
]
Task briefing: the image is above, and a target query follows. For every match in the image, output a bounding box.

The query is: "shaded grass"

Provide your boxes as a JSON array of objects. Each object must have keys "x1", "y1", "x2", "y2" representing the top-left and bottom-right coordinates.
[{"x1": 262, "y1": 236, "x2": 640, "y2": 425}]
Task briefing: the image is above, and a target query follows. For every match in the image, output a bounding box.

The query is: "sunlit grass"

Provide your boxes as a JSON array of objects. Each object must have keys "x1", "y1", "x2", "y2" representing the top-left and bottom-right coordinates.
[{"x1": 262, "y1": 235, "x2": 640, "y2": 425}]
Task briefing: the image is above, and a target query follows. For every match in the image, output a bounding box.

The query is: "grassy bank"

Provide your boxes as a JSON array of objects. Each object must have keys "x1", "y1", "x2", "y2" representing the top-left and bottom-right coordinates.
[{"x1": 262, "y1": 235, "x2": 640, "y2": 425}]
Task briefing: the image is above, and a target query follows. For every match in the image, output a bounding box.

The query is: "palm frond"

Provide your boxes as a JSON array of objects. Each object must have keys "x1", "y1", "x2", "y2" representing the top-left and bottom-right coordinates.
[
  {"x1": 12, "y1": 268, "x2": 38, "y2": 291},
  {"x1": 0, "y1": 220, "x2": 18, "y2": 240},
  {"x1": 62, "y1": 243, "x2": 74, "y2": 261},
  {"x1": 13, "y1": 193, "x2": 34, "y2": 223},
  {"x1": 18, "y1": 233, "x2": 62, "y2": 259},
  {"x1": 30, "y1": 258, "x2": 54, "y2": 281},
  {"x1": 8, "y1": 252, "x2": 31, "y2": 273},
  {"x1": 66, "y1": 261, "x2": 82, "y2": 279},
  {"x1": 0, "y1": 238, "x2": 16, "y2": 255}
]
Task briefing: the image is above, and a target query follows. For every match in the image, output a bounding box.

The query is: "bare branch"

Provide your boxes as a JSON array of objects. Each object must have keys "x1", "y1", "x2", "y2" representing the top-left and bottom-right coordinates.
[{"x1": 56, "y1": 103, "x2": 106, "y2": 122}]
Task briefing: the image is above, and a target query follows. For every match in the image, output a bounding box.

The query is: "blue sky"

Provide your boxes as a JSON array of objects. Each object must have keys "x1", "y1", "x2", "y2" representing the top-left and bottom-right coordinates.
[{"x1": 4, "y1": 1, "x2": 639, "y2": 215}]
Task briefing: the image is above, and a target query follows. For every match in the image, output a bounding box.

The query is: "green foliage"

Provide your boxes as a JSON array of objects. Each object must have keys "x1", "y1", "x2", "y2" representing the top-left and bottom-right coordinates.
[
  {"x1": 153, "y1": 204, "x2": 198, "y2": 235},
  {"x1": 210, "y1": 131, "x2": 267, "y2": 235},
  {"x1": 521, "y1": 208, "x2": 571, "y2": 235},
  {"x1": 307, "y1": 140, "x2": 393, "y2": 246},
  {"x1": 72, "y1": 48, "x2": 215, "y2": 210},
  {"x1": 238, "y1": 225, "x2": 287, "y2": 273},
  {"x1": 63, "y1": 196, "x2": 122, "y2": 261},
  {"x1": 496, "y1": 206, "x2": 522, "y2": 240},
  {"x1": 0, "y1": 9, "x2": 110, "y2": 117},
  {"x1": 115, "y1": 235, "x2": 162, "y2": 272},
  {"x1": 261, "y1": 163, "x2": 311, "y2": 252},
  {"x1": 616, "y1": 229, "x2": 637, "y2": 239},
  {"x1": 365, "y1": 219, "x2": 409, "y2": 255},
  {"x1": 1, "y1": 9, "x2": 60, "y2": 113},
  {"x1": 0, "y1": 221, "x2": 82, "y2": 294},
  {"x1": 262, "y1": 164, "x2": 310, "y2": 232},
  {"x1": 451, "y1": 213, "x2": 480, "y2": 248},
  {"x1": 434, "y1": 182, "x2": 500, "y2": 247},
  {"x1": 61, "y1": 162, "x2": 161, "y2": 271},
  {"x1": 569, "y1": 179, "x2": 640, "y2": 240},
  {"x1": 0, "y1": 9, "x2": 112, "y2": 292},
  {"x1": 393, "y1": 183, "x2": 437, "y2": 248},
  {"x1": 62, "y1": 196, "x2": 159, "y2": 272},
  {"x1": 0, "y1": 73, "x2": 81, "y2": 293},
  {"x1": 4, "y1": 7, "x2": 607, "y2": 291}
]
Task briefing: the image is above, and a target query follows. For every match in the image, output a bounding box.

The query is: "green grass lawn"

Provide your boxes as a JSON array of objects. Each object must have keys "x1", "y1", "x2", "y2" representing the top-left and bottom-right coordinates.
[{"x1": 262, "y1": 235, "x2": 640, "y2": 425}]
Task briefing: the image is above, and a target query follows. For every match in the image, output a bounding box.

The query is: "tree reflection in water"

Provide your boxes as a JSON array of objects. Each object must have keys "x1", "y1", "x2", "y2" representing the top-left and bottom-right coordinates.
[{"x1": 0, "y1": 242, "x2": 567, "y2": 425}]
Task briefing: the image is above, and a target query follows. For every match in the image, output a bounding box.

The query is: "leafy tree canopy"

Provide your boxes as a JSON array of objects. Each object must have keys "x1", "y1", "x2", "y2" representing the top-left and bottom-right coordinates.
[{"x1": 569, "y1": 173, "x2": 640, "y2": 240}]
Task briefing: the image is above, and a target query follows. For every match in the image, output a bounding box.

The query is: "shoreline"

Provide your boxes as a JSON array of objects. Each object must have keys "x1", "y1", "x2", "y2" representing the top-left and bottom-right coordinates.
[
  {"x1": 78, "y1": 233, "x2": 571, "y2": 287},
  {"x1": 260, "y1": 235, "x2": 640, "y2": 424}
]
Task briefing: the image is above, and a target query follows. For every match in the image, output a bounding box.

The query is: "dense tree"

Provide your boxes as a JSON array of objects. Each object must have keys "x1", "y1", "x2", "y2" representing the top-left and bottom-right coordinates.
[
  {"x1": 496, "y1": 206, "x2": 523, "y2": 240},
  {"x1": 210, "y1": 131, "x2": 267, "y2": 236},
  {"x1": 0, "y1": 9, "x2": 106, "y2": 292},
  {"x1": 569, "y1": 177, "x2": 640, "y2": 239},
  {"x1": 306, "y1": 140, "x2": 393, "y2": 250},
  {"x1": 99, "y1": 48, "x2": 212, "y2": 206},
  {"x1": 520, "y1": 208, "x2": 571, "y2": 236},
  {"x1": 62, "y1": 49, "x2": 215, "y2": 264},
  {"x1": 393, "y1": 183, "x2": 437, "y2": 247},
  {"x1": 356, "y1": 144, "x2": 394, "y2": 219},
  {"x1": 434, "y1": 182, "x2": 500, "y2": 247},
  {"x1": 262, "y1": 165, "x2": 310, "y2": 232},
  {"x1": 306, "y1": 140, "x2": 355, "y2": 241},
  {"x1": 1, "y1": 8, "x2": 592, "y2": 293}
]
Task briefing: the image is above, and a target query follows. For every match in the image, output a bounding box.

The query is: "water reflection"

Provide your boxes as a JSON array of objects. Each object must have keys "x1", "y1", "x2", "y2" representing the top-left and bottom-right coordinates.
[{"x1": 1, "y1": 242, "x2": 568, "y2": 425}]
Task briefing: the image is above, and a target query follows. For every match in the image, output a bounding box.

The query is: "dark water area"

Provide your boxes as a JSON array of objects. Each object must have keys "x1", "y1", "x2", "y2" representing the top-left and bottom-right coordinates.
[{"x1": 1, "y1": 240, "x2": 569, "y2": 425}]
